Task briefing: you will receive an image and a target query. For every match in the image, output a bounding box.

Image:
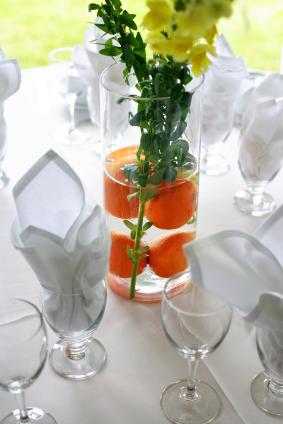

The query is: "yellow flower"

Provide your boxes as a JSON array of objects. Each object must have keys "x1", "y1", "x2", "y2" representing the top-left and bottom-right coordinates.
[
  {"x1": 142, "y1": 0, "x2": 173, "y2": 31},
  {"x1": 205, "y1": 25, "x2": 218, "y2": 45},
  {"x1": 189, "y1": 43, "x2": 216, "y2": 76}
]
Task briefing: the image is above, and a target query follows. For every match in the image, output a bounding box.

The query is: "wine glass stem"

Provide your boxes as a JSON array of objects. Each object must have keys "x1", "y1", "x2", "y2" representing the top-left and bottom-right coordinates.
[
  {"x1": 15, "y1": 391, "x2": 29, "y2": 422},
  {"x1": 185, "y1": 358, "x2": 199, "y2": 400},
  {"x1": 67, "y1": 94, "x2": 77, "y2": 133}
]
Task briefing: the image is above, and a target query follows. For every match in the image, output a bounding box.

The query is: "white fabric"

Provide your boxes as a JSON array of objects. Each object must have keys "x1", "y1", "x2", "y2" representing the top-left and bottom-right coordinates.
[
  {"x1": 11, "y1": 150, "x2": 110, "y2": 332},
  {"x1": 1, "y1": 66, "x2": 282, "y2": 424},
  {"x1": 238, "y1": 74, "x2": 283, "y2": 182}
]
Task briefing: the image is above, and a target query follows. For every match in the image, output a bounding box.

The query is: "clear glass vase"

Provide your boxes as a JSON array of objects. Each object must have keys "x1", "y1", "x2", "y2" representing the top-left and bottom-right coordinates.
[{"x1": 100, "y1": 63, "x2": 203, "y2": 303}]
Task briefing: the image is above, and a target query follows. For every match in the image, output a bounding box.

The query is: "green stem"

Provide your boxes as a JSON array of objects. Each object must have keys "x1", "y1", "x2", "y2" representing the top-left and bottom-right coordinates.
[{"x1": 130, "y1": 191, "x2": 146, "y2": 299}]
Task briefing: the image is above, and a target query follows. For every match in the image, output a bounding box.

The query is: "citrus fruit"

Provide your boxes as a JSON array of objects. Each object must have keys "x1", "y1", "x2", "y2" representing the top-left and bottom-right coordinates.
[
  {"x1": 104, "y1": 146, "x2": 139, "y2": 219},
  {"x1": 109, "y1": 231, "x2": 147, "y2": 278},
  {"x1": 148, "y1": 231, "x2": 195, "y2": 278},
  {"x1": 144, "y1": 179, "x2": 197, "y2": 229}
]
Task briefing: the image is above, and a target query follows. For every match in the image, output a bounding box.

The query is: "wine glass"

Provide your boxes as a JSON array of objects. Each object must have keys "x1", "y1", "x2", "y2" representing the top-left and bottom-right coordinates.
[
  {"x1": 161, "y1": 271, "x2": 233, "y2": 424},
  {"x1": 0, "y1": 109, "x2": 9, "y2": 189},
  {"x1": 48, "y1": 47, "x2": 90, "y2": 146},
  {"x1": 251, "y1": 326, "x2": 283, "y2": 416},
  {"x1": 41, "y1": 282, "x2": 107, "y2": 380},
  {"x1": 0, "y1": 298, "x2": 56, "y2": 424},
  {"x1": 234, "y1": 134, "x2": 281, "y2": 216},
  {"x1": 201, "y1": 91, "x2": 236, "y2": 176}
]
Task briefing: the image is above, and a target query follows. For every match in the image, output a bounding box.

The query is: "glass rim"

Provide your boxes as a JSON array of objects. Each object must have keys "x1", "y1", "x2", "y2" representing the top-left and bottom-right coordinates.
[
  {"x1": 48, "y1": 47, "x2": 73, "y2": 62},
  {"x1": 100, "y1": 61, "x2": 205, "y2": 101},
  {"x1": 0, "y1": 298, "x2": 45, "y2": 346},
  {"x1": 163, "y1": 271, "x2": 232, "y2": 317}
]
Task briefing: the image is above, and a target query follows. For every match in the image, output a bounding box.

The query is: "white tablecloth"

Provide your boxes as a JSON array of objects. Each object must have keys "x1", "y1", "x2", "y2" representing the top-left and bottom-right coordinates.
[{"x1": 0, "y1": 67, "x2": 282, "y2": 423}]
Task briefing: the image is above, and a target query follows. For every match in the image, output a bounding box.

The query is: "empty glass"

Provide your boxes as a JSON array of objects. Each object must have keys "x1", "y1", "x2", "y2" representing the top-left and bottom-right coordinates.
[
  {"x1": 201, "y1": 92, "x2": 236, "y2": 176},
  {"x1": 49, "y1": 47, "x2": 90, "y2": 146},
  {"x1": 161, "y1": 271, "x2": 233, "y2": 424},
  {"x1": 234, "y1": 133, "x2": 282, "y2": 216},
  {"x1": 42, "y1": 282, "x2": 107, "y2": 380},
  {"x1": 251, "y1": 326, "x2": 283, "y2": 416},
  {"x1": 0, "y1": 298, "x2": 56, "y2": 424},
  {"x1": 0, "y1": 107, "x2": 8, "y2": 189}
]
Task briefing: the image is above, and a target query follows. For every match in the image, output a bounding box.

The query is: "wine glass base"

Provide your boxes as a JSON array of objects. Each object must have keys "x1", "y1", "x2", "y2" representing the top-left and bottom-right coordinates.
[
  {"x1": 0, "y1": 170, "x2": 9, "y2": 189},
  {"x1": 200, "y1": 153, "x2": 230, "y2": 176},
  {"x1": 53, "y1": 123, "x2": 92, "y2": 147},
  {"x1": 1, "y1": 407, "x2": 57, "y2": 423},
  {"x1": 49, "y1": 337, "x2": 107, "y2": 380},
  {"x1": 234, "y1": 190, "x2": 276, "y2": 217},
  {"x1": 251, "y1": 372, "x2": 283, "y2": 416},
  {"x1": 160, "y1": 379, "x2": 222, "y2": 424}
]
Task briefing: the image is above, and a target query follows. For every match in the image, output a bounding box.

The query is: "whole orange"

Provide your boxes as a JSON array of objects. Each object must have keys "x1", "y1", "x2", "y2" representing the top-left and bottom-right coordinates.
[
  {"x1": 144, "y1": 179, "x2": 197, "y2": 229},
  {"x1": 148, "y1": 231, "x2": 195, "y2": 278},
  {"x1": 104, "y1": 146, "x2": 139, "y2": 219},
  {"x1": 109, "y1": 231, "x2": 147, "y2": 278}
]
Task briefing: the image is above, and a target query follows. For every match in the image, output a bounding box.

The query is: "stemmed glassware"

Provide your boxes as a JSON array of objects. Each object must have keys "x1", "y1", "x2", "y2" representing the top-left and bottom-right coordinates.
[
  {"x1": 234, "y1": 135, "x2": 281, "y2": 216},
  {"x1": 0, "y1": 113, "x2": 9, "y2": 189},
  {"x1": 251, "y1": 326, "x2": 283, "y2": 416},
  {"x1": 200, "y1": 91, "x2": 236, "y2": 176},
  {"x1": 161, "y1": 271, "x2": 233, "y2": 424},
  {"x1": 48, "y1": 47, "x2": 90, "y2": 146},
  {"x1": 41, "y1": 282, "x2": 107, "y2": 380},
  {"x1": 0, "y1": 298, "x2": 56, "y2": 424}
]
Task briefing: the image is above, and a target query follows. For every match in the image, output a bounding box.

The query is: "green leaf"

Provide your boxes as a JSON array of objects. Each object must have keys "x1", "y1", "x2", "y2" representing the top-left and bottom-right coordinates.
[
  {"x1": 143, "y1": 221, "x2": 153, "y2": 231},
  {"x1": 164, "y1": 166, "x2": 177, "y2": 182},
  {"x1": 130, "y1": 229, "x2": 136, "y2": 240},
  {"x1": 88, "y1": 3, "x2": 99, "y2": 12},
  {"x1": 127, "y1": 245, "x2": 133, "y2": 260},
  {"x1": 123, "y1": 164, "x2": 138, "y2": 183},
  {"x1": 123, "y1": 220, "x2": 136, "y2": 230},
  {"x1": 138, "y1": 246, "x2": 150, "y2": 254},
  {"x1": 99, "y1": 46, "x2": 122, "y2": 56},
  {"x1": 148, "y1": 168, "x2": 164, "y2": 185}
]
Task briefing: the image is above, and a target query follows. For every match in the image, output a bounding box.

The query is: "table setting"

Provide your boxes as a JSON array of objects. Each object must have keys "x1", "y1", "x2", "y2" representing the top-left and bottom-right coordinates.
[{"x1": 1, "y1": 0, "x2": 283, "y2": 423}]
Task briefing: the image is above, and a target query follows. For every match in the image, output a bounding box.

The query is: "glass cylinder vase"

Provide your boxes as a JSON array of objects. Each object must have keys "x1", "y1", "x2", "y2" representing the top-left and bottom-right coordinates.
[{"x1": 100, "y1": 63, "x2": 203, "y2": 303}]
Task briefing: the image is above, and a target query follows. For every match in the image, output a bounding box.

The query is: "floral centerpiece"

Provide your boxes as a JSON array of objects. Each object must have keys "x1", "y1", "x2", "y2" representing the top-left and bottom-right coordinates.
[{"x1": 89, "y1": 0, "x2": 234, "y2": 301}]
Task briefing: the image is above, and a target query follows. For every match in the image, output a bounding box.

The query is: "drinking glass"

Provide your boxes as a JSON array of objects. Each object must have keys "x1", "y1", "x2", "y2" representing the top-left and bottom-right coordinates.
[
  {"x1": 161, "y1": 271, "x2": 233, "y2": 424},
  {"x1": 251, "y1": 326, "x2": 283, "y2": 416},
  {"x1": 0, "y1": 107, "x2": 9, "y2": 189},
  {"x1": 42, "y1": 282, "x2": 107, "y2": 380},
  {"x1": 234, "y1": 134, "x2": 281, "y2": 216},
  {"x1": 0, "y1": 298, "x2": 56, "y2": 424},
  {"x1": 201, "y1": 92, "x2": 236, "y2": 176},
  {"x1": 49, "y1": 47, "x2": 90, "y2": 146}
]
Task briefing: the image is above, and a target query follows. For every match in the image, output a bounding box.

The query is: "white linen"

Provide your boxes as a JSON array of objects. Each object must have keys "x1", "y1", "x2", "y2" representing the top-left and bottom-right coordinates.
[{"x1": 1, "y1": 66, "x2": 283, "y2": 424}]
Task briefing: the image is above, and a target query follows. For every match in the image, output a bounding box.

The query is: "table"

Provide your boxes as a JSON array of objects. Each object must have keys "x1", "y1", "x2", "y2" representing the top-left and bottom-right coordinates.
[{"x1": 0, "y1": 67, "x2": 282, "y2": 423}]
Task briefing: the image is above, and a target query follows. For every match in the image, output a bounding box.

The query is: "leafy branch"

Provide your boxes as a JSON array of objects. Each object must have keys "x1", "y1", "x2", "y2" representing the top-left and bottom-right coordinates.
[{"x1": 89, "y1": 0, "x2": 196, "y2": 299}]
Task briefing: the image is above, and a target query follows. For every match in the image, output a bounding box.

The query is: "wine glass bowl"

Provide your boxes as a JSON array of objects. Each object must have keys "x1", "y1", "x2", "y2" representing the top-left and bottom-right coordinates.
[
  {"x1": 251, "y1": 326, "x2": 283, "y2": 416},
  {"x1": 0, "y1": 298, "x2": 56, "y2": 424},
  {"x1": 42, "y1": 282, "x2": 107, "y2": 381},
  {"x1": 48, "y1": 47, "x2": 89, "y2": 146},
  {"x1": 201, "y1": 92, "x2": 236, "y2": 176},
  {"x1": 161, "y1": 271, "x2": 233, "y2": 424}
]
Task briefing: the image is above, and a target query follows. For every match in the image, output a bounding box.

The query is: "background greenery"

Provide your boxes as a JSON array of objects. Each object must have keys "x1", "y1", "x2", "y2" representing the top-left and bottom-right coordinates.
[{"x1": 1, "y1": 0, "x2": 282, "y2": 71}]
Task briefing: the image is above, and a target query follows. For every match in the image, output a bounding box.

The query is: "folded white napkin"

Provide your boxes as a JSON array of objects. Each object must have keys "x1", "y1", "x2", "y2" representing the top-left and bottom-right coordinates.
[
  {"x1": 11, "y1": 150, "x2": 110, "y2": 332},
  {"x1": 238, "y1": 74, "x2": 283, "y2": 182},
  {"x1": 206, "y1": 35, "x2": 248, "y2": 96},
  {"x1": 202, "y1": 36, "x2": 247, "y2": 147},
  {"x1": 184, "y1": 204, "x2": 283, "y2": 331},
  {"x1": 0, "y1": 49, "x2": 21, "y2": 167}
]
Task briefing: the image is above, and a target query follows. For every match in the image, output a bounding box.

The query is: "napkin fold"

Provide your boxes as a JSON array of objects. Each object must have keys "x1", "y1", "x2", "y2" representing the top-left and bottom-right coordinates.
[
  {"x1": 184, "y1": 204, "x2": 283, "y2": 331},
  {"x1": 238, "y1": 74, "x2": 283, "y2": 182},
  {"x1": 11, "y1": 150, "x2": 110, "y2": 333},
  {"x1": 202, "y1": 36, "x2": 247, "y2": 147}
]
